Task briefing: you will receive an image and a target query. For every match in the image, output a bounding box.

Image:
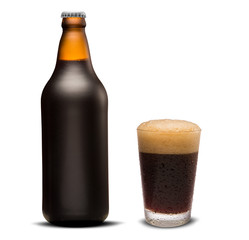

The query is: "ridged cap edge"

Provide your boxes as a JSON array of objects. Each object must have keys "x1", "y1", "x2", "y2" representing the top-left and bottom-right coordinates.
[{"x1": 61, "y1": 12, "x2": 86, "y2": 18}]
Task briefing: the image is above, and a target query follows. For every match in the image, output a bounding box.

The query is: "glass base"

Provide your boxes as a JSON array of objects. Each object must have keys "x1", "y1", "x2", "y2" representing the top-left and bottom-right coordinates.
[{"x1": 144, "y1": 209, "x2": 191, "y2": 227}]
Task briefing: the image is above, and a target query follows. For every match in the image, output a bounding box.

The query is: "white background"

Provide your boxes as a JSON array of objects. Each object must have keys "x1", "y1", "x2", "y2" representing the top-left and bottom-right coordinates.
[{"x1": 0, "y1": 0, "x2": 249, "y2": 239}]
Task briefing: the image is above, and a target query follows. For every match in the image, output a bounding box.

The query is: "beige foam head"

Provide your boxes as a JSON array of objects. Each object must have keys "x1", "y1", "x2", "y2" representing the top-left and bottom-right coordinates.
[{"x1": 137, "y1": 119, "x2": 201, "y2": 154}]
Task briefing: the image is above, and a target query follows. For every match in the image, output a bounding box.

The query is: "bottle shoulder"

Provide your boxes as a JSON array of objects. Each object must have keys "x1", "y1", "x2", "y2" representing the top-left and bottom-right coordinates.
[{"x1": 41, "y1": 60, "x2": 107, "y2": 102}]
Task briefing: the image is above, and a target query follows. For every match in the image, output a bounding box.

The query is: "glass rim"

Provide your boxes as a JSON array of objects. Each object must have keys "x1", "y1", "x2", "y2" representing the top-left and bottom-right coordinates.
[{"x1": 136, "y1": 128, "x2": 201, "y2": 134}]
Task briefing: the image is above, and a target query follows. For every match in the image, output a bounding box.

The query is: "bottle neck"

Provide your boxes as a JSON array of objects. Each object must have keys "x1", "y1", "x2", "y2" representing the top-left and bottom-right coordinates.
[{"x1": 57, "y1": 17, "x2": 90, "y2": 61}]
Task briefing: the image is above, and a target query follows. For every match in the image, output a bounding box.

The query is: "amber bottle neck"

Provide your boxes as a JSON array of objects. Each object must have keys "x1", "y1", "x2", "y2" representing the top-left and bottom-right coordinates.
[{"x1": 57, "y1": 18, "x2": 90, "y2": 61}]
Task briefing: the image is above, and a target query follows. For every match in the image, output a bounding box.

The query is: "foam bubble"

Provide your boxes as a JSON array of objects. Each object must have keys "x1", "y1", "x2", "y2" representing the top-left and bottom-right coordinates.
[{"x1": 137, "y1": 119, "x2": 201, "y2": 154}]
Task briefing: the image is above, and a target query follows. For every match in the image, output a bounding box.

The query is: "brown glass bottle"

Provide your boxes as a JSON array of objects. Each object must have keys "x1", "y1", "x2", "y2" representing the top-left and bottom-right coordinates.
[{"x1": 41, "y1": 12, "x2": 108, "y2": 226}]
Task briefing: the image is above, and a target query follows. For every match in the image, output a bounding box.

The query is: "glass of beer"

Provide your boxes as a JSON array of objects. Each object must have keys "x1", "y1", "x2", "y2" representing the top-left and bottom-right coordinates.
[{"x1": 137, "y1": 119, "x2": 201, "y2": 227}]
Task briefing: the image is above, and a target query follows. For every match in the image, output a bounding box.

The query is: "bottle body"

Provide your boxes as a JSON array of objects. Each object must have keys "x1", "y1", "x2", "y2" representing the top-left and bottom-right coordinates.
[{"x1": 41, "y1": 15, "x2": 108, "y2": 226}]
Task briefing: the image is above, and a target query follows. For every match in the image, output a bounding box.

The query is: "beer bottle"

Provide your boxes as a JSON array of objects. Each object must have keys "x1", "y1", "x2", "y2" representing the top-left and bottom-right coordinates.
[{"x1": 41, "y1": 12, "x2": 108, "y2": 226}]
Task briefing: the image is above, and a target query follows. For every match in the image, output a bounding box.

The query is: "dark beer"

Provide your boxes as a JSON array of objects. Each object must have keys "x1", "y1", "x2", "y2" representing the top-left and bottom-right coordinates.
[
  {"x1": 41, "y1": 12, "x2": 108, "y2": 226},
  {"x1": 139, "y1": 152, "x2": 198, "y2": 214},
  {"x1": 137, "y1": 119, "x2": 201, "y2": 227}
]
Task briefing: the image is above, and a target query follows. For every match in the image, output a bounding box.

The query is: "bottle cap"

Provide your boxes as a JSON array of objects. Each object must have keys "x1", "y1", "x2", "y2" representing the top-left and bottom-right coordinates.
[{"x1": 61, "y1": 12, "x2": 86, "y2": 18}]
